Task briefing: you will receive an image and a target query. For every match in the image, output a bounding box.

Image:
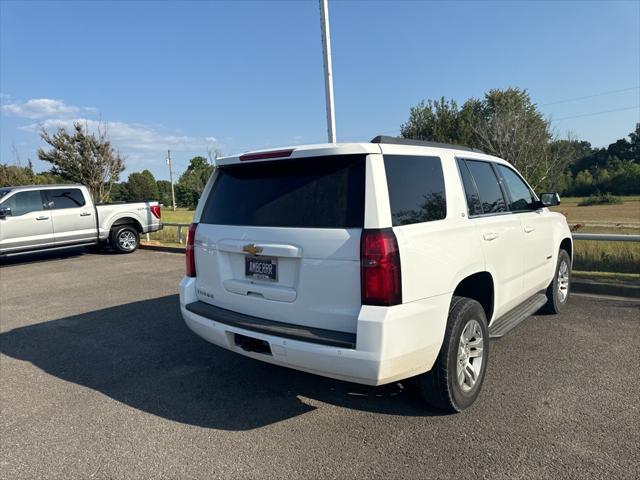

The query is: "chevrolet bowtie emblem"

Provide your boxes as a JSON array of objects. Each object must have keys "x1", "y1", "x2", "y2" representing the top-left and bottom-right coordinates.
[{"x1": 242, "y1": 244, "x2": 263, "y2": 255}]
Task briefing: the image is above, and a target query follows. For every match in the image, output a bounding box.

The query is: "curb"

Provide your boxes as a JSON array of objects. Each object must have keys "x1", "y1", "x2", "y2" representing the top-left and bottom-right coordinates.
[
  {"x1": 571, "y1": 277, "x2": 640, "y2": 299},
  {"x1": 140, "y1": 243, "x2": 186, "y2": 254},
  {"x1": 138, "y1": 244, "x2": 639, "y2": 299}
]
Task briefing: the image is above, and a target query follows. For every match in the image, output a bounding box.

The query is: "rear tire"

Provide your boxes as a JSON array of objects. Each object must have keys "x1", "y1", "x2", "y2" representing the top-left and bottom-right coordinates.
[
  {"x1": 541, "y1": 249, "x2": 571, "y2": 314},
  {"x1": 416, "y1": 296, "x2": 489, "y2": 413},
  {"x1": 110, "y1": 226, "x2": 139, "y2": 254}
]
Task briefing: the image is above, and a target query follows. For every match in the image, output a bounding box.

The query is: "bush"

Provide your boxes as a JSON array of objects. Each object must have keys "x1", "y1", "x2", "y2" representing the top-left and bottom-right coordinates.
[{"x1": 577, "y1": 192, "x2": 623, "y2": 206}]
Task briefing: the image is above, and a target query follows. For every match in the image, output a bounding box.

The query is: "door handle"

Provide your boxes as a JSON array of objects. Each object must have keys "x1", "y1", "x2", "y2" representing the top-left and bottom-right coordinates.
[
  {"x1": 80, "y1": 212, "x2": 92, "y2": 217},
  {"x1": 524, "y1": 225, "x2": 535, "y2": 233},
  {"x1": 483, "y1": 232, "x2": 499, "y2": 241},
  {"x1": 35, "y1": 216, "x2": 49, "y2": 221}
]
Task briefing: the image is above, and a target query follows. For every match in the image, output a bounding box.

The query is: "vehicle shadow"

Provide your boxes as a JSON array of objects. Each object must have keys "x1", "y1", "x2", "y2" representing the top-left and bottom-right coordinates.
[{"x1": 0, "y1": 295, "x2": 444, "y2": 431}]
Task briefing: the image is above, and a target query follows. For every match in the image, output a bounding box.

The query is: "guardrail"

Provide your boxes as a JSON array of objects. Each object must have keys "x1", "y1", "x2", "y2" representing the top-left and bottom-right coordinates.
[
  {"x1": 572, "y1": 233, "x2": 640, "y2": 242},
  {"x1": 148, "y1": 223, "x2": 640, "y2": 244}
]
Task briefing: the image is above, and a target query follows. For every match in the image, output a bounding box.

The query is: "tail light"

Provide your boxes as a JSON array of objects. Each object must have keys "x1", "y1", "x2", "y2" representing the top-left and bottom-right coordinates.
[
  {"x1": 361, "y1": 229, "x2": 402, "y2": 306},
  {"x1": 150, "y1": 205, "x2": 161, "y2": 219},
  {"x1": 239, "y1": 149, "x2": 294, "y2": 161},
  {"x1": 186, "y1": 223, "x2": 198, "y2": 277}
]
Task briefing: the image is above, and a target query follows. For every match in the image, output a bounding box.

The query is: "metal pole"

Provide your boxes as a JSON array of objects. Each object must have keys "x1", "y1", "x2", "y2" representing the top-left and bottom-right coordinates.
[
  {"x1": 319, "y1": 0, "x2": 337, "y2": 143},
  {"x1": 167, "y1": 149, "x2": 176, "y2": 211}
]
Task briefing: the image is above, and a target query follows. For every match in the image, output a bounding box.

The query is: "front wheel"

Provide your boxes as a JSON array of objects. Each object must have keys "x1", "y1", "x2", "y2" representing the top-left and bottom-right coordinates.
[
  {"x1": 416, "y1": 296, "x2": 489, "y2": 413},
  {"x1": 541, "y1": 249, "x2": 571, "y2": 314},
  {"x1": 110, "y1": 226, "x2": 139, "y2": 254}
]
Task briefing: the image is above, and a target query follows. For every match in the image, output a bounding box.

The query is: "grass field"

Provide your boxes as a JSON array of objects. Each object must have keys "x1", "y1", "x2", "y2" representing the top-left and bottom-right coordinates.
[
  {"x1": 550, "y1": 197, "x2": 639, "y2": 273},
  {"x1": 146, "y1": 199, "x2": 640, "y2": 274},
  {"x1": 148, "y1": 208, "x2": 194, "y2": 244}
]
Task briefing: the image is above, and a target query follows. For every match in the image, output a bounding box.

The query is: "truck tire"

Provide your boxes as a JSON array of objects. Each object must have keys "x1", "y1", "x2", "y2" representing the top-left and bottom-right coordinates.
[
  {"x1": 416, "y1": 296, "x2": 489, "y2": 413},
  {"x1": 541, "y1": 249, "x2": 571, "y2": 314},
  {"x1": 110, "y1": 225, "x2": 139, "y2": 254}
]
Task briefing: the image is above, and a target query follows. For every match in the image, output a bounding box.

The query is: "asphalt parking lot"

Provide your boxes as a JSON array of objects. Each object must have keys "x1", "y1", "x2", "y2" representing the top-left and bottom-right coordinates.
[{"x1": 1, "y1": 249, "x2": 638, "y2": 479}]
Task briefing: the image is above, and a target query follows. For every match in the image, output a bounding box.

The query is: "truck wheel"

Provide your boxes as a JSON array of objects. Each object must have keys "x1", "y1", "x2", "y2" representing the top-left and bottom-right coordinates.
[
  {"x1": 416, "y1": 296, "x2": 489, "y2": 413},
  {"x1": 110, "y1": 226, "x2": 139, "y2": 253},
  {"x1": 541, "y1": 249, "x2": 571, "y2": 314}
]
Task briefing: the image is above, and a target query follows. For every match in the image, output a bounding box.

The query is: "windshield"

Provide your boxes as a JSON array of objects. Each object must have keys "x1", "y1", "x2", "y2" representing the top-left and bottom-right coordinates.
[
  {"x1": 0, "y1": 188, "x2": 13, "y2": 202},
  {"x1": 200, "y1": 155, "x2": 366, "y2": 229}
]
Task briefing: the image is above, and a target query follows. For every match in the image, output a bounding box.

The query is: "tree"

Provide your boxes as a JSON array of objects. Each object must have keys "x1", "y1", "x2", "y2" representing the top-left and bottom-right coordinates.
[
  {"x1": 400, "y1": 88, "x2": 572, "y2": 190},
  {"x1": 156, "y1": 180, "x2": 173, "y2": 207},
  {"x1": 0, "y1": 164, "x2": 34, "y2": 187},
  {"x1": 175, "y1": 156, "x2": 214, "y2": 209},
  {"x1": 126, "y1": 169, "x2": 159, "y2": 202},
  {"x1": 37, "y1": 122, "x2": 125, "y2": 202}
]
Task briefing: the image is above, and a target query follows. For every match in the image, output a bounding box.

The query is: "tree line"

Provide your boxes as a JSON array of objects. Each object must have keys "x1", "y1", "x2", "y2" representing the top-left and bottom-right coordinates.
[
  {"x1": 400, "y1": 87, "x2": 639, "y2": 196},
  {"x1": 2, "y1": 88, "x2": 638, "y2": 207}
]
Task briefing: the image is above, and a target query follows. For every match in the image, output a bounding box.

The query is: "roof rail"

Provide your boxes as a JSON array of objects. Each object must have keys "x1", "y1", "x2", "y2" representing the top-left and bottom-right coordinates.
[{"x1": 370, "y1": 135, "x2": 485, "y2": 154}]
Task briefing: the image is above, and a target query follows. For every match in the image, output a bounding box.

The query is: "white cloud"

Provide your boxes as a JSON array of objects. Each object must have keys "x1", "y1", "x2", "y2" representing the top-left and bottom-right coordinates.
[
  {"x1": 5, "y1": 96, "x2": 218, "y2": 176},
  {"x1": 1, "y1": 98, "x2": 95, "y2": 119},
  {"x1": 19, "y1": 117, "x2": 218, "y2": 174},
  {"x1": 20, "y1": 118, "x2": 213, "y2": 152}
]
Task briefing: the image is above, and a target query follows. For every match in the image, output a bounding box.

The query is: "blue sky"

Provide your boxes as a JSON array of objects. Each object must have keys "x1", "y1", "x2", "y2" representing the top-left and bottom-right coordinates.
[{"x1": 1, "y1": 0, "x2": 638, "y2": 180}]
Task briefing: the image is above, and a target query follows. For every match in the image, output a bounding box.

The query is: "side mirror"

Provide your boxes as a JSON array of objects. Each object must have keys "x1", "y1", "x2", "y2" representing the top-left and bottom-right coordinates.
[
  {"x1": 0, "y1": 207, "x2": 11, "y2": 219},
  {"x1": 539, "y1": 192, "x2": 561, "y2": 207}
]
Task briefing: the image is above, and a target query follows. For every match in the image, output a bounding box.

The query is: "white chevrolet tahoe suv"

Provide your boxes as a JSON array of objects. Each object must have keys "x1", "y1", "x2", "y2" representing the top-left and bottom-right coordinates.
[{"x1": 180, "y1": 136, "x2": 572, "y2": 412}]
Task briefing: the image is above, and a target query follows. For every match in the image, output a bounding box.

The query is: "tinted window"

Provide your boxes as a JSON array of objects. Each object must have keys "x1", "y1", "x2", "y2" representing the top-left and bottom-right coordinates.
[
  {"x1": 0, "y1": 190, "x2": 44, "y2": 216},
  {"x1": 201, "y1": 155, "x2": 365, "y2": 228},
  {"x1": 465, "y1": 160, "x2": 506, "y2": 214},
  {"x1": 46, "y1": 188, "x2": 86, "y2": 209},
  {"x1": 497, "y1": 165, "x2": 535, "y2": 211},
  {"x1": 457, "y1": 159, "x2": 483, "y2": 216},
  {"x1": 383, "y1": 155, "x2": 446, "y2": 226}
]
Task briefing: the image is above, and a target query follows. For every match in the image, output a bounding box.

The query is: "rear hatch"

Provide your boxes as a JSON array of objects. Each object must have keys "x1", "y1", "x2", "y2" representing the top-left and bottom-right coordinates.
[{"x1": 194, "y1": 154, "x2": 366, "y2": 334}]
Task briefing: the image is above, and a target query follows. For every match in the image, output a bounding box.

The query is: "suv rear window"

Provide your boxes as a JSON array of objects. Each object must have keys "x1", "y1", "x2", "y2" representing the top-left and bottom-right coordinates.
[
  {"x1": 384, "y1": 155, "x2": 446, "y2": 226},
  {"x1": 200, "y1": 155, "x2": 365, "y2": 228}
]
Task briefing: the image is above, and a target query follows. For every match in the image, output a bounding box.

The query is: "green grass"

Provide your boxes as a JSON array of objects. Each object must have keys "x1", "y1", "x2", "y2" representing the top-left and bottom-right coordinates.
[
  {"x1": 572, "y1": 240, "x2": 640, "y2": 274},
  {"x1": 560, "y1": 195, "x2": 640, "y2": 204},
  {"x1": 148, "y1": 208, "x2": 194, "y2": 244}
]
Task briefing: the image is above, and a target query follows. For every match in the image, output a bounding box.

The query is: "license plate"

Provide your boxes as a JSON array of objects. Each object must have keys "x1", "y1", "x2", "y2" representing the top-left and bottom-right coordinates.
[{"x1": 245, "y1": 256, "x2": 277, "y2": 281}]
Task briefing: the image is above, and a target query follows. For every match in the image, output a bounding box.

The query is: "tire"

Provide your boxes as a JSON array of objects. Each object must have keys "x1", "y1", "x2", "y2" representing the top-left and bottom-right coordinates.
[
  {"x1": 541, "y1": 249, "x2": 571, "y2": 314},
  {"x1": 110, "y1": 225, "x2": 139, "y2": 254},
  {"x1": 416, "y1": 296, "x2": 489, "y2": 413}
]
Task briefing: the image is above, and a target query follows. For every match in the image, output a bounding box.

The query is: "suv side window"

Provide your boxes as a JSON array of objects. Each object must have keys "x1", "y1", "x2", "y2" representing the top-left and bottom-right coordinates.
[
  {"x1": 456, "y1": 159, "x2": 483, "y2": 216},
  {"x1": 383, "y1": 155, "x2": 446, "y2": 226},
  {"x1": 496, "y1": 165, "x2": 535, "y2": 212},
  {"x1": 45, "y1": 188, "x2": 86, "y2": 209},
  {"x1": 464, "y1": 160, "x2": 507, "y2": 214},
  {"x1": 0, "y1": 190, "x2": 44, "y2": 216}
]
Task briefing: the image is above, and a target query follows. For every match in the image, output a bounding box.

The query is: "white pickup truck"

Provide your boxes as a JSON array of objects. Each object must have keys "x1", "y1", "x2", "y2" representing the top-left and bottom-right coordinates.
[{"x1": 0, "y1": 184, "x2": 162, "y2": 256}]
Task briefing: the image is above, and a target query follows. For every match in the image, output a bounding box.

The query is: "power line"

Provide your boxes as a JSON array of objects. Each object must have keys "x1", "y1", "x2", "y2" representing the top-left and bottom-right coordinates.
[
  {"x1": 539, "y1": 87, "x2": 640, "y2": 106},
  {"x1": 554, "y1": 105, "x2": 639, "y2": 121}
]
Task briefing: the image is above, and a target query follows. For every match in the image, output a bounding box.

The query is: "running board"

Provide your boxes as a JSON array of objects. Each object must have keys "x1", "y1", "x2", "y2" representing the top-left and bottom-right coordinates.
[{"x1": 489, "y1": 293, "x2": 547, "y2": 338}]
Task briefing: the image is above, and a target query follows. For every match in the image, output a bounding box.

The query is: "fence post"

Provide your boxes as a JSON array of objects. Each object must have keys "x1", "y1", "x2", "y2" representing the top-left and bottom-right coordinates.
[
  {"x1": 146, "y1": 233, "x2": 150, "y2": 242},
  {"x1": 177, "y1": 226, "x2": 183, "y2": 244}
]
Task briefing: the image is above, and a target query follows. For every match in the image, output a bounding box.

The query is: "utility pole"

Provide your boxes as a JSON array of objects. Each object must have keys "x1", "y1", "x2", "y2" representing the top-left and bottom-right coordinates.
[
  {"x1": 166, "y1": 149, "x2": 176, "y2": 211},
  {"x1": 319, "y1": 0, "x2": 337, "y2": 143}
]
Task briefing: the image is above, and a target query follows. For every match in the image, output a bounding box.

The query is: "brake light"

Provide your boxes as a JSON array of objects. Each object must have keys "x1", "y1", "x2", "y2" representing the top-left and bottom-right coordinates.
[
  {"x1": 239, "y1": 149, "x2": 294, "y2": 161},
  {"x1": 150, "y1": 205, "x2": 161, "y2": 219},
  {"x1": 361, "y1": 229, "x2": 402, "y2": 306},
  {"x1": 186, "y1": 223, "x2": 198, "y2": 277}
]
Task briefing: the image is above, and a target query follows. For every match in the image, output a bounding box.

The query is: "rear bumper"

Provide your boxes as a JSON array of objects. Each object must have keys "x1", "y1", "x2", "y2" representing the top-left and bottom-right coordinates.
[
  {"x1": 179, "y1": 277, "x2": 450, "y2": 386},
  {"x1": 142, "y1": 222, "x2": 162, "y2": 234}
]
